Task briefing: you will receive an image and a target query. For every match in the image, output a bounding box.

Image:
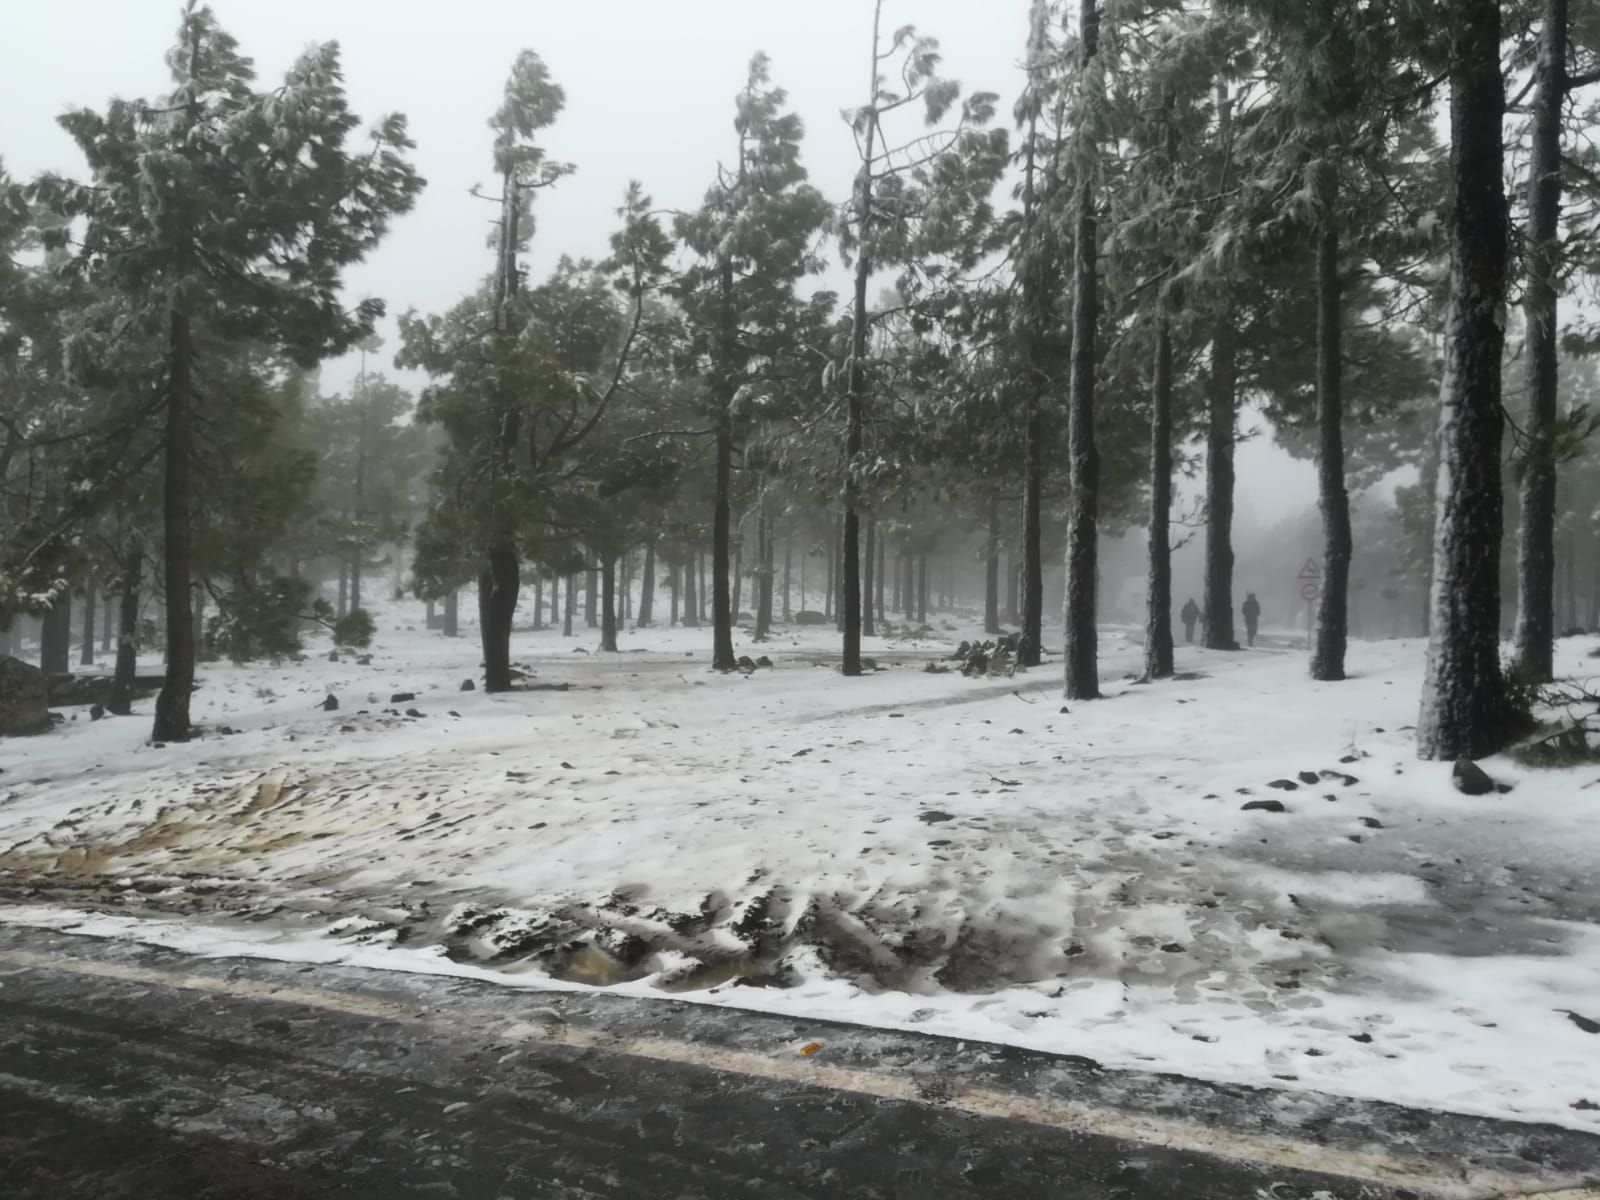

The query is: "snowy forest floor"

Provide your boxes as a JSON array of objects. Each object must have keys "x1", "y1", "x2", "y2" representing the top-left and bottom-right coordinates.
[{"x1": 3, "y1": 599, "x2": 1600, "y2": 1134}]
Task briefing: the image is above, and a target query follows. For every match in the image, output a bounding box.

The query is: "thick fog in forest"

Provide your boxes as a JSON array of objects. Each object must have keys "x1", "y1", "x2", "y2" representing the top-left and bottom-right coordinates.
[{"x1": 5, "y1": 2, "x2": 1600, "y2": 1168}]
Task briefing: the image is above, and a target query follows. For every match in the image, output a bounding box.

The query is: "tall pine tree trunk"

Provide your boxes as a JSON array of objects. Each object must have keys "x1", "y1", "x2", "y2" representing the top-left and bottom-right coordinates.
[
  {"x1": 108, "y1": 541, "x2": 142, "y2": 716},
  {"x1": 1418, "y1": 0, "x2": 1510, "y2": 760},
  {"x1": 80, "y1": 580, "x2": 96, "y2": 667},
  {"x1": 782, "y1": 537, "x2": 793, "y2": 621},
  {"x1": 532, "y1": 576, "x2": 544, "y2": 631},
  {"x1": 682, "y1": 552, "x2": 699, "y2": 628},
  {"x1": 1062, "y1": 0, "x2": 1102, "y2": 703},
  {"x1": 1312, "y1": 171, "x2": 1351, "y2": 682},
  {"x1": 585, "y1": 553, "x2": 598, "y2": 628},
  {"x1": 153, "y1": 306, "x2": 196, "y2": 743},
  {"x1": 985, "y1": 496, "x2": 1002, "y2": 635},
  {"x1": 476, "y1": 550, "x2": 521, "y2": 691},
  {"x1": 1203, "y1": 85, "x2": 1239, "y2": 653},
  {"x1": 875, "y1": 530, "x2": 886, "y2": 626},
  {"x1": 638, "y1": 541, "x2": 656, "y2": 627},
  {"x1": 443, "y1": 588, "x2": 458, "y2": 638},
  {"x1": 862, "y1": 515, "x2": 876, "y2": 637},
  {"x1": 100, "y1": 583, "x2": 113, "y2": 653},
  {"x1": 825, "y1": 524, "x2": 836, "y2": 620},
  {"x1": 336, "y1": 560, "x2": 348, "y2": 619},
  {"x1": 712, "y1": 419, "x2": 737, "y2": 668},
  {"x1": 1145, "y1": 317, "x2": 1175, "y2": 680},
  {"x1": 841, "y1": 3, "x2": 880, "y2": 676},
  {"x1": 601, "y1": 553, "x2": 619, "y2": 652},
  {"x1": 1587, "y1": 554, "x2": 1600, "y2": 632},
  {"x1": 563, "y1": 572, "x2": 575, "y2": 636},
  {"x1": 756, "y1": 513, "x2": 774, "y2": 640},
  {"x1": 1144, "y1": 102, "x2": 1178, "y2": 683},
  {"x1": 1021, "y1": 407, "x2": 1045, "y2": 666},
  {"x1": 41, "y1": 594, "x2": 71, "y2": 676},
  {"x1": 917, "y1": 554, "x2": 929, "y2": 625},
  {"x1": 1513, "y1": 0, "x2": 1567, "y2": 682},
  {"x1": 480, "y1": 547, "x2": 519, "y2": 692}
]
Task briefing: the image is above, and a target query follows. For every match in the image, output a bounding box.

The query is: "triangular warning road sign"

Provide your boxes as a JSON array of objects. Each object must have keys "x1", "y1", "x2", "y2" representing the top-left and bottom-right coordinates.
[{"x1": 1297, "y1": 558, "x2": 1321, "y2": 580}]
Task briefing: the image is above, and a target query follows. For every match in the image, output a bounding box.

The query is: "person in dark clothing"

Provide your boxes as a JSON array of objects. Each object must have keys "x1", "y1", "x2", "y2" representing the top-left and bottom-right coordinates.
[
  {"x1": 1180, "y1": 597, "x2": 1200, "y2": 644},
  {"x1": 1242, "y1": 592, "x2": 1261, "y2": 647}
]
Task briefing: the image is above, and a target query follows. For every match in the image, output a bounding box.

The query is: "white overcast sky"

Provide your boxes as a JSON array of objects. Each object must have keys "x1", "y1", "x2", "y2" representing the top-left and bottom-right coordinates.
[{"x1": 0, "y1": 0, "x2": 1317, "y2": 517}]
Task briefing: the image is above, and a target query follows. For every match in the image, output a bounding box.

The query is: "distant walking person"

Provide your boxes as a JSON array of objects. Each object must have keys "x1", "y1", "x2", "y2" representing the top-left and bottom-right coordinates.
[
  {"x1": 1180, "y1": 597, "x2": 1200, "y2": 644},
  {"x1": 1242, "y1": 592, "x2": 1261, "y2": 647}
]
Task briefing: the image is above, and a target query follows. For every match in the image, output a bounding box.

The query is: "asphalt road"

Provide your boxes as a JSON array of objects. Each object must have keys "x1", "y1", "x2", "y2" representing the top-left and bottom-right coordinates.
[{"x1": 0, "y1": 925, "x2": 1595, "y2": 1199}]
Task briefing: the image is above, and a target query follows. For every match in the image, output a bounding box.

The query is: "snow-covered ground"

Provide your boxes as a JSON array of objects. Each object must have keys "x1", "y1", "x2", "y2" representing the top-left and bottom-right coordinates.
[{"x1": 4, "y1": 593, "x2": 1600, "y2": 1133}]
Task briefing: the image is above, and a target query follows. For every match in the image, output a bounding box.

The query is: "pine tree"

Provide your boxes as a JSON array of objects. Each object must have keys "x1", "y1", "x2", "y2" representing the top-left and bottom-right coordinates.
[
  {"x1": 1060, "y1": 0, "x2": 1105, "y2": 702},
  {"x1": 402, "y1": 57, "x2": 669, "y2": 691},
  {"x1": 836, "y1": 1, "x2": 1006, "y2": 676},
  {"x1": 1513, "y1": 0, "x2": 1574, "y2": 682},
  {"x1": 35, "y1": 2, "x2": 421, "y2": 740},
  {"x1": 675, "y1": 54, "x2": 829, "y2": 672},
  {"x1": 1417, "y1": 0, "x2": 1512, "y2": 760}
]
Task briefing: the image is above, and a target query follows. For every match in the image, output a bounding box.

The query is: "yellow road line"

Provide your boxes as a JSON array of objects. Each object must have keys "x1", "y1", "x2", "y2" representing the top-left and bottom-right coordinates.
[{"x1": 2, "y1": 947, "x2": 1593, "y2": 1199}]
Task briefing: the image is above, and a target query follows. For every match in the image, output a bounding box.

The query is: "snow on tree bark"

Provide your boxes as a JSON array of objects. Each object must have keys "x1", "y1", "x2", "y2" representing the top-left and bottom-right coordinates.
[
  {"x1": 1202, "y1": 85, "x2": 1239, "y2": 654},
  {"x1": 108, "y1": 541, "x2": 141, "y2": 717},
  {"x1": 638, "y1": 541, "x2": 656, "y2": 628},
  {"x1": 1312, "y1": 170, "x2": 1351, "y2": 683},
  {"x1": 1144, "y1": 316, "x2": 1175, "y2": 681},
  {"x1": 600, "y1": 553, "x2": 618, "y2": 652},
  {"x1": 1063, "y1": 0, "x2": 1102, "y2": 703},
  {"x1": 1417, "y1": 0, "x2": 1511, "y2": 761},
  {"x1": 985, "y1": 496, "x2": 1002, "y2": 636},
  {"x1": 1512, "y1": 0, "x2": 1568, "y2": 684},
  {"x1": 153, "y1": 305, "x2": 195, "y2": 743}
]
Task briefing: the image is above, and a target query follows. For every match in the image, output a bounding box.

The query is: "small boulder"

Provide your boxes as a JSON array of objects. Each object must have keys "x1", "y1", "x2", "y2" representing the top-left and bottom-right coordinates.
[
  {"x1": 320, "y1": 694, "x2": 339, "y2": 712},
  {"x1": 460, "y1": 679, "x2": 477, "y2": 692},
  {"x1": 755, "y1": 656, "x2": 773, "y2": 669},
  {"x1": 1242, "y1": 799, "x2": 1287, "y2": 813},
  {"x1": 0, "y1": 657, "x2": 52, "y2": 736},
  {"x1": 405, "y1": 708, "x2": 425, "y2": 718},
  {"x1": 327, "y1": 650, "x2": 340, "y2": 662},
  {"x1": 90, "y1": 703, "x2": 106, "y2": 721},
  {"x1": 793, "y1": 610, "x2": 828, "y2": 626},
  {"x1": 1451, "y1": 758, "x2": 1495, "y2": 796},
  {"x1": 1297, "y1": 771, "x2": 1319, "y2": 786},
  {"x1": 390, "y1": 691, "x2": 416, "y2": 703},
  {"x1": 1267, "y1": 779, "x2": 1299, "y2": 791},
  {"x1": 737, "y1": 656, "x2": 757, "y2": 671},
  {"x1": 356, "y1": 654, "x2": 373, "y2": 666}
]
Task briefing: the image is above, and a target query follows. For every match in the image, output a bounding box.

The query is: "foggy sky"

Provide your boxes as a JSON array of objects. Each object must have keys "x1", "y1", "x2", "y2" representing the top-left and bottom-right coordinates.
[{"x1": 0, "y1": 0, "x2": 1318, "y2": 520}]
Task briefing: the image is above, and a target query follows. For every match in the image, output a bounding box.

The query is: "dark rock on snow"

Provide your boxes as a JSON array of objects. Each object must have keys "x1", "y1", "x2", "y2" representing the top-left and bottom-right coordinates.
[
  {"x1": 460, "y1": 679, "x2": 476, "y2": 691},
  {"x1": 1451, "y1": 758, "x2": 1495, "y2": 796},
  {"x1": 320, "y1": 694, "x2": 339, "y2": 712},
  {"x1": 1297, "y1": 771, "x2": 1320, "y2": 786},
  {"x1": 390, "y1": 692, "x2": 416, "y2": 703},
  {"x1": 793, "y1": 610, "x2": 829, "y2": 626},
  {"x1": 1242, "y1": 799, "x2": 1287, "y2": 814},
  {"x1": 1266, "y1": 779, "x2": 1299, "y2": 791},
  {"x1": 0, "y1": 657, "x2": 51, "y2": 736}
]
